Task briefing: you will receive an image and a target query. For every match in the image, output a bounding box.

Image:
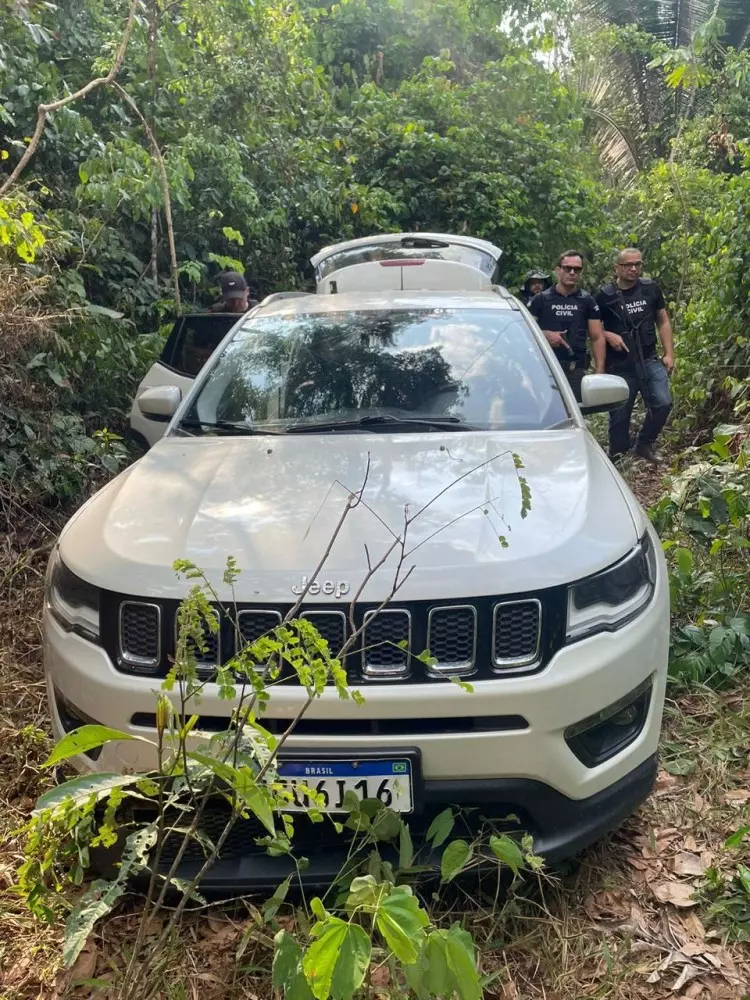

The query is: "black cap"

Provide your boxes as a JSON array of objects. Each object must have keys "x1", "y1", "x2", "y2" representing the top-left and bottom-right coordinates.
[
  {"x1": 218, "y1": 270, "x2": 248, "y2": 299},
  {"x1": 525, "y1": 269, "x2": 549, "y2": 281}
]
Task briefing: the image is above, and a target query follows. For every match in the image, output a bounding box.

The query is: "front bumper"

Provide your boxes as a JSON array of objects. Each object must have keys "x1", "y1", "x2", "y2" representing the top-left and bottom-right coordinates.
[{"x1": 92, "y1": 754, "x2": 658, "y2": 892}]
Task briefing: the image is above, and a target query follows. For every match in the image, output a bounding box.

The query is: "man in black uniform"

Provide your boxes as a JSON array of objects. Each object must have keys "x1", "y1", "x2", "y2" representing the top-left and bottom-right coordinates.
[
  {"x1": 528, "y1": 250, "x2": 606, "y2": 400},
  {"x1": 210, "y1": 270, "x2": 257, "y2": 313},
  {"x1": 518, "y1": 269, "x2": 550, "y2": 306},
  {"x1": 596, "y1": 248, "x2": 674, "y2": 465}
]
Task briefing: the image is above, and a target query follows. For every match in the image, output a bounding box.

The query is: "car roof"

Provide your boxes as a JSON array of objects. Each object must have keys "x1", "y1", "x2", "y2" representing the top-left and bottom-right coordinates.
[{"x1": 251, "y1": 289, "x2": 517, "y2": 318}]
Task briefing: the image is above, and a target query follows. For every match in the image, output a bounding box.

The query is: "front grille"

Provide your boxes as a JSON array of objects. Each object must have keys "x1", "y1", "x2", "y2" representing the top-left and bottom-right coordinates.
[
  {"x1": 493, "y1": 600, "x2": 541, "y2": 668},
  {"x1": 362, "y1": 609, "x2": 411, "y2": 677},
  {"x1": 237, "y1": 610, "x2": 281, "y2": 648},
  {"x1": 105, "y1": 589, "x2": 560, "y2": 683},
  {"x1": 236, "y1": 610, "x2": 281, "y2": 678},
  {"x1": 140, "y1": 798, "x2": 533, "y2": 870},
  {"x1": 302, "y1": 611, "x2": 347, "y2": 657},
  {"x1": 119, "y1": 601, "x2": 160, "y2": 672},
  {"x1": 427, "y1": 606, "x2": 476, "y2": 674}
]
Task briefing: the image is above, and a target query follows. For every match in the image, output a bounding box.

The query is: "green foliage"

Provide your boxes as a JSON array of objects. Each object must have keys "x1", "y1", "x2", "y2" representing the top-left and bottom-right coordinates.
[
  {"x1": 62, "y1": 824, "x2": 158, "y2": 966},
  {"x1": 0, "y1": 194, "x2": 46, "y2": 261},
  {"x1": 43, "y1": 725, "x2": 145, "y2": 766},
  {"x1": 698, "y1": 859, "x2": 750, "y2": 943},
  {"x1": 20, "y1": 556, "x2": 546, "y2": 995},
  {"x1": 651, "y1": 433, "x2": 750, "y2": 687},
  {"x1": 303, "y1": 915, "x2": 371, "y2": 1000}
]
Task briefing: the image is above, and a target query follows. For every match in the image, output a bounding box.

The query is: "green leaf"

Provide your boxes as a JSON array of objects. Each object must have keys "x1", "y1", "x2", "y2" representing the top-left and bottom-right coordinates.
[
  {"x1": 489, "y1": 834, "x2": 524, "y2": 877},
  {"x1": 63, "y1": 825, "x2": 157, "y2": 966},
  {"x1": 186, "y1": 750, "x2": 275, "y2": 834},
  {"x1": 726, "y1": 826, "x2": 750, "y2": 849},
  {"x1": 263, "y1": 875, "x2": 292, "y2": 923},
  {"x1": 375, "y1": 884, "x2": 429, "y2": 965},
  {"x1": 222, "y1": 225, "x2": 245, "y2": 246},
  {"x1": 444, "y1": 924, "x2": 481, "y2": 1000},
  {"x1": 406, "y1": 926, "x2": 479, "y2": 1000},
  {"x1": 663, "y1": 758, "x2": 697, "y2": 776},
  {"x1": 273, "y1": 930, "x2": 314, "y2": 1000},
  {"x1": 399, "y1": 822, "x2": 414, "y2": 870},
  {"x1": 43, "y1": 725, "x2": 145, "y2": 767},
  {"x1": 440, "y1": 839, "x2": 473, "y2": 883},
  {"x1": 303, "y1": 917, "x2": 371, "y2": 1000},
  {"x1": 738, "y1": 864, "x2": 750, "y2": 897},
  {"x1": 426, "y1": 808, "x2": 454, "y2": 849},
  {"x1": 346, "y1": 874, "x2": 381, "y2": 910},
  {"x1": 676, "y1": 548, "x2": 693, "y2": 575},
  {"x1": 422, "y1": 931, "x2": 451, "y2": 995},
  {"x1": 35, "y1": 772, "x2": 147, "y2": 812}
]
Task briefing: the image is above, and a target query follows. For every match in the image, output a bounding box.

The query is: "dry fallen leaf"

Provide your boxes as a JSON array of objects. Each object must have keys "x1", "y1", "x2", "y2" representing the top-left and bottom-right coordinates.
[
  {"x1": 584, "y1": 890, "x2": 630, "y2": 921},
  {"x1": 370, "y1": 964, "x2": 391, "y2": 988},
  {"x1": 724, "y1": 789, "x2": 750, "y2": 805},
  {"x1": 672, "y1": 963, "x2": 703, "y2": 992},
  {"x1": 684, "y1": 834, "x2": 699, "y2": 852},
  {"x1": 626, "y1": 855, "x2": 650, "y2": 870},
  {"x1": 652, "y1": 881, "x2": 699, "y2": 908},
  {"x1": 680, "y1": 912, "x2": 707, "y2": 941},
  {"x1": 203, "y1": 917, "x2": 238, "y2": 946},
  {"x1": 68, "y1": 942, "x2": 98, "y2": 984},
  {"x1": 673, "y1": 852, "x2": 707, "y2": 877}
]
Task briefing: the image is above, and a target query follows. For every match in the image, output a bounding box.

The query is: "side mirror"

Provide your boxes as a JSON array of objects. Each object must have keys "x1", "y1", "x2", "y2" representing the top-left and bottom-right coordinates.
[
  {"x1": 137, "y1": 385, "x2": 182, "y2": 422},
  {"x1": 579, "y1": 374, "x2": 629, "y2": 414}
]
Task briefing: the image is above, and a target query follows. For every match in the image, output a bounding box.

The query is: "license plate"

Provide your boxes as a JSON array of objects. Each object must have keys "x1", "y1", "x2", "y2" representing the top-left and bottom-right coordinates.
[{"x1": 277, "y1": 758, "x2": 413, "y2": 813}]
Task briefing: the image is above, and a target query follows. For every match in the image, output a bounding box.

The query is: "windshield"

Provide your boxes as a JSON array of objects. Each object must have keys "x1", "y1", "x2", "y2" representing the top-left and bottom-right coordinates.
[
  {"x1": 316, "y1": 241, "x2": 498, "y2": 281},
  {"x1": 179, "y1": 308, "x2": 570, "y2": 434}
]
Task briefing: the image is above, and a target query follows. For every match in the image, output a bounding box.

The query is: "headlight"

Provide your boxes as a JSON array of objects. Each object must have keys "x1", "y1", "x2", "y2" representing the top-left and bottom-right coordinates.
[
  {"x1": 566, "y1": 534, "x2": 656, "y2": 643},
  {"x1": 45, "y1": 548, "x2": 100, "y2": 644}
]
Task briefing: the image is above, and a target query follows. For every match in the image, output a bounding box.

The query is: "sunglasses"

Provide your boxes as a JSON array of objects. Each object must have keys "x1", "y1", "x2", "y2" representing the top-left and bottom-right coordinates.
[
  {"x1": 559, "y1": 265, "x2": 582, "y2": 274},
  {"x1": 618, "y1": 261, "x2": 643, "y2": 270}
]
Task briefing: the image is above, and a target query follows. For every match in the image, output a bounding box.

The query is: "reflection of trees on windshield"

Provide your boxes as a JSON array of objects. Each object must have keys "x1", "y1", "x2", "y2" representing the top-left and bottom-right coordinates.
[
  {"x1": 190, "y1": 309, "x2": 568, "y2": 431},
  {"x1": 215, "y1": 312, "x2": 464, "y2": 423}
]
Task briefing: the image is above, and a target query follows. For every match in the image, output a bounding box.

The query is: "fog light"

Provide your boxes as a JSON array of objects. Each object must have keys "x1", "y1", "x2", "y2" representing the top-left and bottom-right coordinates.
[{"x1": 565, "y1": 678, "x2": 652, "y2": 768}]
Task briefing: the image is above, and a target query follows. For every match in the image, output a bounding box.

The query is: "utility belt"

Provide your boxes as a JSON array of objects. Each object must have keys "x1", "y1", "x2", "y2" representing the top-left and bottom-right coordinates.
[{"x1": 555, "y1": 349, "x2": 588, "y2": 372}]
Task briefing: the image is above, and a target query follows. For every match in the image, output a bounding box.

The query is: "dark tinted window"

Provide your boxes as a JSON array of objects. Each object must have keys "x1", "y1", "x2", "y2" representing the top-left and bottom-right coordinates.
[
  {"x1": 183, "y1": 308, "x2": 569, "y2": 432},
  {"x1": 168, "y1": 315, "x2": 237, "y2": 377}
]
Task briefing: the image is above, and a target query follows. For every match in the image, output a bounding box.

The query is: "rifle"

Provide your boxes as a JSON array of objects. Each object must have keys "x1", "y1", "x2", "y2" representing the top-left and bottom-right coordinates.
[{"x1": 613, "y1": 287, "x2": 654, "y2": 417}]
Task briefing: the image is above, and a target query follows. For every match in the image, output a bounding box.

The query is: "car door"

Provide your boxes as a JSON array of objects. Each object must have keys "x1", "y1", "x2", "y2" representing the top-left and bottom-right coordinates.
[{"x1": 129, "y1": 313, "x2": 238, "y2": 448}]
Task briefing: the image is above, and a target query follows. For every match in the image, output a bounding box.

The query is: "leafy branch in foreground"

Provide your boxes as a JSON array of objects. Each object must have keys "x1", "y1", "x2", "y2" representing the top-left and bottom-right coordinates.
[{"x1": 18, "y1": 458, "x2": 539, "y2": 996}]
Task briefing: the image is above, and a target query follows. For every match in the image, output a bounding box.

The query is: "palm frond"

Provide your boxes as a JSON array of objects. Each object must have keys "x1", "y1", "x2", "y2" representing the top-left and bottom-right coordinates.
[{"x1": 579, "y1": 0, "x2": 750, "y2": 48}]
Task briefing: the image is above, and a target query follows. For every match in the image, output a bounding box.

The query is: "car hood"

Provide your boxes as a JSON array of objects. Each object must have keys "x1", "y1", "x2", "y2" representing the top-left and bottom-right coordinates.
[{"x1": 60, "y1": 429, "x2": 645, "y2": 602}]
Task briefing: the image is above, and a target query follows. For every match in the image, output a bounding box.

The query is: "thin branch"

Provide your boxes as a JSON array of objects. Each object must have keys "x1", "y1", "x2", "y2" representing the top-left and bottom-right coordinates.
[
  {"x1": 111, "y1": 82, "x2": 182, "y2": 313},
  {"x1": 0, "y1": 0, "x2": 140, "y2": 197}
]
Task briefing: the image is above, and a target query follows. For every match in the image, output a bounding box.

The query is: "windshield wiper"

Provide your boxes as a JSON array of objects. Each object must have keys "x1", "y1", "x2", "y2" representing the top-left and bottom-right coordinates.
[
  {"x1": 284, "y1": 414, "x2": 476, "y2": 433},
  {"x1": 178, "y1": 419, "x2": 276, "y2": 436}
]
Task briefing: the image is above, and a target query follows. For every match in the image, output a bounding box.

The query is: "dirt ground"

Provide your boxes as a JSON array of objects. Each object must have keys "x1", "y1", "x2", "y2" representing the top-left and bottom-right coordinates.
[{"x1": 1, "y1": 465, "x2": 749, "y2": 1000}]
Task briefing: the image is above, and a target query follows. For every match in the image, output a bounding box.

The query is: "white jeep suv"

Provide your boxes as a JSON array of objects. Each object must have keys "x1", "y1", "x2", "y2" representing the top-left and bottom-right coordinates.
[{"x1": 44, "y1": 234, "x2": 669, "y2": 888}]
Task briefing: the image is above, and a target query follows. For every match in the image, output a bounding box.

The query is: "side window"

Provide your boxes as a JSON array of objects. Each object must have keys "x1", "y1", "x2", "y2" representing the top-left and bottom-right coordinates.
[{"x1": 169, "y1": 315, "x2": 236, "y2": 377}]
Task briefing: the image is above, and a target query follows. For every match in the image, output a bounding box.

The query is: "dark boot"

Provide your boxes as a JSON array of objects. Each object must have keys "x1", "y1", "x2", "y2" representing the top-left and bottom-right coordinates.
[{"x1": 633, "y1": 442, "x2": 664, "y2": 465}]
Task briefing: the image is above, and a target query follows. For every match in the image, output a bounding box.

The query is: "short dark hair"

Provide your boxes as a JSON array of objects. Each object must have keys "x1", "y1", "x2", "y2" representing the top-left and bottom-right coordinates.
[{"x1": 557, "y1": 249, "x2": 584, "y2": 267}]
